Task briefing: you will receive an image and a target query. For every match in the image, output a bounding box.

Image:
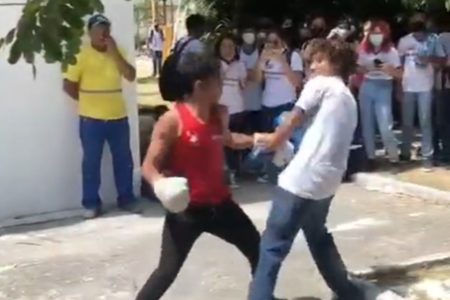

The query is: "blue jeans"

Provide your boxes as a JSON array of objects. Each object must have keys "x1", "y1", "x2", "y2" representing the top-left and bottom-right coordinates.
[
  {"x1": 249, "y1": 187, "x2": 357, "y2": 300},
  {"x1": 359, "y1": 79, "x2": 399, "y2": 161},
  {"x1": 79, "y1": 117, "x2": 135, "y2": 210},
  {"x1": 152, "y1": 50, "x2": 163, "y2": 76},
  {"x1": 401, "y1": 91, "x2": 434, "y2": 160}
]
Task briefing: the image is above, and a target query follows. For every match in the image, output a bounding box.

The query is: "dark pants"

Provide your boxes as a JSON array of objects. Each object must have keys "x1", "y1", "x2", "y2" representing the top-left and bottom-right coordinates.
[
  {"x1": 136, "y1": 200, "x2": 260, "y2": 300},
  {"x1": 249, "y1": 187, "x2": 360, "y2": 300},
  {"x1": 152, "y1": 50, "x2": 163, "y2": 76},
  {"x1": 225, "y1": 112, "x2": 246, "y2": 172},
  {"x1": 261, "y1": 103, "x2": 294, "y2": 132},
  {"x1": 79, "y1": 117, "x2": 135, "y2": 210},
  {"x1": 245, "y1": 110, "x2": 263, "y2": 134},
  {"x1": 433, "y1": 89, "x2": 450, "y2": 162}
]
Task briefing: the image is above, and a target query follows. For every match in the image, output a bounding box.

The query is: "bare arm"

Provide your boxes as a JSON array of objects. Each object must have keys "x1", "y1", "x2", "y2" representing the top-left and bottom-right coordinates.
[
  {"x1": 142, "y1": 111, "x2": 179, "y2": 185},
  {"x1": 106, "y1": 37, "x2": 137, "y2": 82},
  {"x1": 63, "y1": 79, "x2": 79, "y2": 100},
  {"x1": 218, "y1": 106, "x2": 254, "y2": 150},
  {"x1": 280, "y1": 58, "x2": 302, "y2": 89},
  {"x1": 111, "y1": 49, "x2": 137, "y2": 82}
]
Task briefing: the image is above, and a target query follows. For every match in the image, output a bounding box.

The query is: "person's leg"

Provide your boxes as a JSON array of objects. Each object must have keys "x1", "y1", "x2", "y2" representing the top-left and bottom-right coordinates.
[
  {"x1": 417, "y1": 91, "x2": 434, "y2": 163},
  {"x1": 105, "y1": 118, "x2": 136, "y2": 208},
  {"x1": 206, "y1": 201, "x2": 261, "y2": 274},
  {"x1": 302, "y1": 197, "x2": 363, "y2": 299},
  {"x1": 152, "y1": 51, "x2": 157, "y2": 77},
  {"x1": 374, "y1": 81, "x2": 399, "y2": 162},
  {"x1": 400, "y1": 92, "x2": 417, "y2": 159},
  {"x1": 441, "y1": 89, "x2": 450, "y2": 162},
  {"x1": 136, "y1": 212, "x2": 202, "y2": 300},
  {"x1": 249, "y1": 187, "x2": 312, "y2": 300},
  {"x1": 156, "y1": 51, "x2": 163, "y2": 76},
  {"x1": 432, "y1": 90, "x2": 442, "y2": 160},
  {"x1": 358, "y1": 81, "x2": 376, "y2": 161},
  {"x1": 79, "y1": 117, "x2": 106, "y2": 212}
]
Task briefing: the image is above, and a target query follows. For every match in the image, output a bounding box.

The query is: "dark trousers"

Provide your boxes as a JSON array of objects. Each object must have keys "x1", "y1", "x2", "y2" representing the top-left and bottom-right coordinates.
[
  {"x1": 152, "y1": 50, "x2": 163, "y2": 76},
  {"x1": 225, "y1": 112, "x2": 246, "y2": 172},
  {"x1": 249, "y1": 187, "x2": 360, "y2": 300},
  {"x1": 261, "y1": 103, "x2": 293, "y2": 132},
  {"x1": 79, "y1": 117, "x2": 135, "y2": 210},
  {"x1": 245, "y1": 110, "x2": 263, "y2": 134},
  {"x1": 433, "y1": 89, "x2": 450, "y2": 161},
  {"x1": 136, "y1": 200, "x2": 260, "y2": 300}
]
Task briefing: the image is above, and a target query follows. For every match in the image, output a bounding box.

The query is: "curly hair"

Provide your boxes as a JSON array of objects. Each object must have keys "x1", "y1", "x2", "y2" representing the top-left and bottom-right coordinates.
[{"x1": 304, "y1": 38, "x2": 357, "y2": 79}]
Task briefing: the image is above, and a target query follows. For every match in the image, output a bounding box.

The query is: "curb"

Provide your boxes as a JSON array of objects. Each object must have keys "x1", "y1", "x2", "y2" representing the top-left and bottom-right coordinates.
[
  {"x1": 352, "y1": 172, "x2": 450, "y2": 205},
  {"x1": 351, "y1": 251, "x2": 450, "y2": 280}
]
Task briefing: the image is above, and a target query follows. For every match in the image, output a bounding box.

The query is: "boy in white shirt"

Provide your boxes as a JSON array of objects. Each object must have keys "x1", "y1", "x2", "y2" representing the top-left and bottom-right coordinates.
[
  {"x1": 148, "y1": 24, "x2": 165, "y2": 77},
  {"x1": 249, "y1": 39, "x2": 365, "y2": 300},
  {"x1": 397, "y1": 13, "x2": 446, "y2": 171}
]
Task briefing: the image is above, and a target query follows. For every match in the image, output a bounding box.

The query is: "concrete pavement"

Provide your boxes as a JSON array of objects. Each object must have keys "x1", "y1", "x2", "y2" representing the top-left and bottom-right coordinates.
[{"x1": 0, "y1": 183, "x2": 449, "y2": 300}]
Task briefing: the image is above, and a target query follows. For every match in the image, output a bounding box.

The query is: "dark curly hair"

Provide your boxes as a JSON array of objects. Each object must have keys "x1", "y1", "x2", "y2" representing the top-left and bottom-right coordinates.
[{"x1": 304, "y1": 38, "x2": 357, "y2": 79}]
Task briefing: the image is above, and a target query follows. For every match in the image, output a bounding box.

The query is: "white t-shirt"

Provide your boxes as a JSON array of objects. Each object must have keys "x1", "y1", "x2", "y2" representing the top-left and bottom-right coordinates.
[
  {"x1": 219, "y1": 60, "x2": 247, "y2": 115},
  {"x1": 278, "y1": 76, "x2": 357, "y2": 200},
  {"x1": 149, "y1": 30, "x2": 164, "y2": 51},
  {"x1": 398, "y1": 33, "x2": 438, "y2": 92},
  {"x1": 262, "y1": 51, "x2": 303, "y2": 108},
  {"x1": 240, "y1": 49, "x2": 262, "y2": 111},
  {"x1": 357, "y1": 47, "x2": 401, "y2": 80}
]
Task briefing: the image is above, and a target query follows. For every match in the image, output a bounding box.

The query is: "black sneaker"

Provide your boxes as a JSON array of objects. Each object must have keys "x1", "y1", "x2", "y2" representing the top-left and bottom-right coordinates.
[
  {"x1": 399, "y1": 154, "x2": 411, "y2": 162},
  {"x1": 119, "y1": 201, "x2": 143, "y2": 214}
]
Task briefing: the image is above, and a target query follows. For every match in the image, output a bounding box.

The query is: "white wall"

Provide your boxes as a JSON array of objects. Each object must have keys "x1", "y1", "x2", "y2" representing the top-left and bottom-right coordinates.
[{"x1": 0, "y1": 0, "x2": 140, "y2": 221}]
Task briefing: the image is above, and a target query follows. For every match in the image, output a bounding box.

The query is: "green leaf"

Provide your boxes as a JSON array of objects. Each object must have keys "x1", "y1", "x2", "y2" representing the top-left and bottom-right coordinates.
[
  {"x1": 5, "y1": 29, "x2": 15, "y2": 44},
  {"x1": 8, "y1": 41, "x2": 22, "y2": 64}
]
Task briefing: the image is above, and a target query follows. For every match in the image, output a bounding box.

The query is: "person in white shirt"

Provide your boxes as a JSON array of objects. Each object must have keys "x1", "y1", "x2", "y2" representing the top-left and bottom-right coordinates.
[
  {"x1": 216, "y1": 34, "x2": 247, "y2": 187},
  {"x1": 249, "y1": 39, "x2": 365, "y2": 300},
  {"x1": 255, "y1": 29, "x2": 304, "y2": 132},
  {"x1": 357, "y1": 20, "x2": 403, "y2": 168},
  {"x1": 240, "y1": 27, "x2": 263, "y2": 133},
  {"x1": 397, "y1": 13, "x2": 446, "y2": 171},
  {"x1": 148, "y1": 24, "x2": 165, "y2": 77}
]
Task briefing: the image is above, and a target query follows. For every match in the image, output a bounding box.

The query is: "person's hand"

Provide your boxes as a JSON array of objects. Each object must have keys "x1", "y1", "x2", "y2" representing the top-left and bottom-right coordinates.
[
  {"x1": 253, "y1": 133, "x2": 273, "y2": 148},
  {"x1": 380, "y1": 63, "x2": 396, "y2": 75},
  {"x1": 105, "y1": 36, "x2": 119, "y2": 55},
  {"x1": 259, "y1": 49, "x2": 271, "y2": 66}
]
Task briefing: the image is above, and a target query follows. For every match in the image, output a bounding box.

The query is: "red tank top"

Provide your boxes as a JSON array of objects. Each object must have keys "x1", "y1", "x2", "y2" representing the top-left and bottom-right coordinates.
[{"x1": 169, "y1": 103, "x2": 231, "y2": 206}]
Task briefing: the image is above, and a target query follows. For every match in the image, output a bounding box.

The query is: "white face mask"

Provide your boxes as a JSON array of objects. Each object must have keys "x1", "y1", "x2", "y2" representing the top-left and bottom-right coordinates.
[
  {"x1": 242, "y1": 33, "x2": 256, "y2": 45},
  {"x1": 369, "y1": 34, "x2": 384, "y2": 48}
]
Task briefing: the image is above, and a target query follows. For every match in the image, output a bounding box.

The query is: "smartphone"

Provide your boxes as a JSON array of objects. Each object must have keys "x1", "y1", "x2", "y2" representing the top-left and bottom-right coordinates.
[{"x1": 373, "y1": 59, "x2": 383, "y2": 68}]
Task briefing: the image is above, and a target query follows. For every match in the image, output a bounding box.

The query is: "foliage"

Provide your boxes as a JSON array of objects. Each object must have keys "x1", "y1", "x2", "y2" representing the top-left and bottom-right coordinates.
[{"x1": 2, "y1": 0, "x2": 450, "y2": 68}]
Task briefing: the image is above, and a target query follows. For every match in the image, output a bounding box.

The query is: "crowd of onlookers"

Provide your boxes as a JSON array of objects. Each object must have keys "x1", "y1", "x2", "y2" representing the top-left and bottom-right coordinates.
[
  {"x1": 150, "y1": 12, "x2": 450, "y2": 189},
  {"x1": 186, "y1": 13, "x2": 450, "y2": 180}
]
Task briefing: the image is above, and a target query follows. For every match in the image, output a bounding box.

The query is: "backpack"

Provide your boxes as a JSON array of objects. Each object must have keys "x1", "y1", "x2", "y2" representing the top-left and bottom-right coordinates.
[{"x1": 158, "y1": 38, "x2": 193, "y2": 101}]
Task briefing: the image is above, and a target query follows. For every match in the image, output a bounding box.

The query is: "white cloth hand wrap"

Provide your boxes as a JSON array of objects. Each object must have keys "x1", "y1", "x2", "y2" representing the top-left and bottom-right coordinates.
[{"x1": 153, "y1": 177, "x2": 190, "y2": 213}]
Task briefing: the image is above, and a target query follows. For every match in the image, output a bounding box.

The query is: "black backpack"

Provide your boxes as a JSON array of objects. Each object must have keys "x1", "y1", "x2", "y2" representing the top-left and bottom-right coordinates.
[{"x1": 158, "y1": 38, "x2": 193, "y2": 101}]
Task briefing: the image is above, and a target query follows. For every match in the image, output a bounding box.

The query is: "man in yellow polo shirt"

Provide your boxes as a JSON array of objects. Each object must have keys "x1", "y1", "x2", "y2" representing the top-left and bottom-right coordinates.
[{"x1": 63, "y1": 14, "x2": 139, "y2": 219}]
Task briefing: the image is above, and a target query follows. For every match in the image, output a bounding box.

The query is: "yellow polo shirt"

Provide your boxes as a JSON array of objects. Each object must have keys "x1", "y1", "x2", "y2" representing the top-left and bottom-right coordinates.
[{"x1": 64, "y1": 45, "x2": 128, "y2": 120}]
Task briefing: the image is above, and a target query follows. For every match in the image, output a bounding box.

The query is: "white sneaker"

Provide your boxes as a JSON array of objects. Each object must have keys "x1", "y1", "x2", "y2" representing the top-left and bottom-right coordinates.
[
  {"x1": 257, "y1": 175, "x2": 269, "y2": 184},
  {"x1": 229, "y1": 173, "x2": 240, "y2": 189},
  {"x1": 83, "y1": 208, "x2": 101, "y2": 220}
]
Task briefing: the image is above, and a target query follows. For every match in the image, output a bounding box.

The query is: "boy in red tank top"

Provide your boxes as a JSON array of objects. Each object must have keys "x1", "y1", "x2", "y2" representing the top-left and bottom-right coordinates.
[{"x1": 137, "y1": 53, "x2": 261, "y2": 300}]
